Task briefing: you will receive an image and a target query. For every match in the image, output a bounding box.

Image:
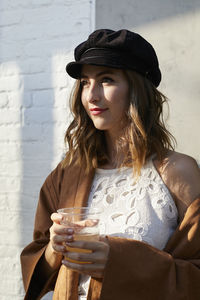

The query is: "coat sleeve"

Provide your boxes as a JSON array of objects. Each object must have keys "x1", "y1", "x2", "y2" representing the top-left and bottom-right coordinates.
[
  {"x1": 98, "y1": 197, "x2": 200, "y2": 300},
  {"x1": 20, "y1": 164, "x2": 62, "y2": 300}
]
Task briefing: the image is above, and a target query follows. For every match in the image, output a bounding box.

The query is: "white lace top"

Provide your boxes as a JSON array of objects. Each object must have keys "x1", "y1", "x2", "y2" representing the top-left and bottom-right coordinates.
[{"x1": 78, "y1": 158, "x2": 178, "y2": 299}]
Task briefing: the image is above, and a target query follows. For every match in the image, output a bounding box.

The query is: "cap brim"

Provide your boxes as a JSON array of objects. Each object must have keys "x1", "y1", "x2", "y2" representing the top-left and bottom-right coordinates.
[
  {"x1": 66, "y1": 51, "x2": 129, "y2": 79},
  {"x1": 66, "y1": 59, "x2": 126, "y2": 80},
  {"x1": 66, "y1": 62, "x2": 83, "y2": 79},
  {"x1": 66, "y1": 56, "x2": 161, "y2": 87}
]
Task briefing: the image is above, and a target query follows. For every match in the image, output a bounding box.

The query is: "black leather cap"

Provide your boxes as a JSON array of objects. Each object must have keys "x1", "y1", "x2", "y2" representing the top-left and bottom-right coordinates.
[{"x1": 66, "y1": 29, "x2": 161, "y2": 87}]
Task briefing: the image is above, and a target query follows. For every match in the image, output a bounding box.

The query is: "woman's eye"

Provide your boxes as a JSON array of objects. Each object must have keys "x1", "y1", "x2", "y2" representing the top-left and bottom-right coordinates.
[
  {"x1": 101, "y1": 77, "x2": 113, "y2": 83},
  {"x1": 80, "y1": 80, "x2": 88, "y2": 87}
]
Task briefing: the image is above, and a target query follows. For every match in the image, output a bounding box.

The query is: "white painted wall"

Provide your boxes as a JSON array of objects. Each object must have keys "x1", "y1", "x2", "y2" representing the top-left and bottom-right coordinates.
[
  {"x1": 0, "y1": 0, "x2": 95, "y2": 299},
  {"x1": 96, "y1": 0, "x2": 200, "y2": 163}
]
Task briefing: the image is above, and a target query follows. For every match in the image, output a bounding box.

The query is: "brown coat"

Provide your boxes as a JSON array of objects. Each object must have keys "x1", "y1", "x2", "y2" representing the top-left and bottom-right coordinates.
[{"x1": 21, "y1": 162, "x2": 200, "y2": 299}]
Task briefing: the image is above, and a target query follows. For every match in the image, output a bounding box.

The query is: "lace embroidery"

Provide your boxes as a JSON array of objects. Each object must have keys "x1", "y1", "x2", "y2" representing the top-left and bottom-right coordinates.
[
  {"x1": 88, "y1": 159, "x2": 178, "y2": 250},
  {"x1": 78, "y1": 159, "x2": 178, "y2": 299}
]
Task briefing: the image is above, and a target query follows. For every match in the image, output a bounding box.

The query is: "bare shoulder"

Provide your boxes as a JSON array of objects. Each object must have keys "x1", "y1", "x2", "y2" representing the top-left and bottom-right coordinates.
[
  {"x1": 154, "y1": 150, "x2": 200, "y2": 221},
  {"x1": 162, "y1": 151, "x2": 200, "y2": 176}
]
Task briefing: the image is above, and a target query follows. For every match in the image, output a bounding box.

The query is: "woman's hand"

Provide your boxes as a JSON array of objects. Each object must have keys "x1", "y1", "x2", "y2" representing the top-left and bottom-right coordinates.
[
  {"x1": 49, "y1": 212, "x2": 74, "y2": 255},
  {"x1": 49, "y1": 213, "x2": 110, "y2": 278},
  {"x1": 40, "y1": 212, "x2": 74, "y2": 276},
  {"x1": 62, "y1": 236, "x2": 110, "y2": 279}
]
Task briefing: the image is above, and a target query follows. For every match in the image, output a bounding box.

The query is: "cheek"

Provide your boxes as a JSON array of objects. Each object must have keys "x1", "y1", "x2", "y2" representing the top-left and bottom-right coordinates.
[
  {"x1": 109, "y1": 89, "x2": 129, "y2": 112},
  {"x1": 106, "y1": 83, "x2": 128, "y2": 101},
  {"x1": 81, "y1": 96, "x2": 92, "y2": 120},
  {"x1": 81, "y1": 94, "x2": 87, "y2": 111},
  {"x1": 119, "y1": 86, "x2": 129, "y2": 110}
]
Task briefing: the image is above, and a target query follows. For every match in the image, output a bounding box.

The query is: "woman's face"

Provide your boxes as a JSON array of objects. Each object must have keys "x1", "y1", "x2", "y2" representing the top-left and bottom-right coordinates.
[{"x1": 81, "y1": 65, "x2": 129, "y2": 136}]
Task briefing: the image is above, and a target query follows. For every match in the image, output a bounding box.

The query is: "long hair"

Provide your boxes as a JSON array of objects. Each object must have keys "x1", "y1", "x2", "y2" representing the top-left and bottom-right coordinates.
[{"x1": 62, "y1": 70, "x2": 176, "y2": 175}]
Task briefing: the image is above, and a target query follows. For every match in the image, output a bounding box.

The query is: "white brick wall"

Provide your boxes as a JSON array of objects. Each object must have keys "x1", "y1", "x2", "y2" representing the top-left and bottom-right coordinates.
[{"x1": 0, "y1": 1, "x2": 95, "y2": 299}]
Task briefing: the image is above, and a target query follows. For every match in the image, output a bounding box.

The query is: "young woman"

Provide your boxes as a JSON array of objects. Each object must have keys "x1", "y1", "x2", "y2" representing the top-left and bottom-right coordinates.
[{"x1": 21, "y1": 29, "x2": 200, "y2": 300}]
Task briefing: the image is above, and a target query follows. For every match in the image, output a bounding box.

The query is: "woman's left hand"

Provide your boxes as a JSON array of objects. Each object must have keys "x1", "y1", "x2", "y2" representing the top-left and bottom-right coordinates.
[{"x1": 62, "y1": 236, "x2": 110, "y2": 278}]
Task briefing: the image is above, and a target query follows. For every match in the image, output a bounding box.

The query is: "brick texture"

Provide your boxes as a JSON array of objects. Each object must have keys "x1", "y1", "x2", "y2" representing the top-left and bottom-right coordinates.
[{"x1": 0, "y1": 1, "x2": 95, "y2": 299}]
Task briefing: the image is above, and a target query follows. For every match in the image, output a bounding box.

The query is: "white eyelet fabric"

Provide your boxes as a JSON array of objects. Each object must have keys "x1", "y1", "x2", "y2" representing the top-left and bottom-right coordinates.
[{"x1": 79, "y1": 158, "x2": 178, "y2": 299}]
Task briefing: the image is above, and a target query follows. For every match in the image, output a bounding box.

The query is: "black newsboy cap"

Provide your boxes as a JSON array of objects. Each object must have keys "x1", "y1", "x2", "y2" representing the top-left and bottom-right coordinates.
[{"x1": 66, "y1": 29, "x2": 161, "y2": 87}]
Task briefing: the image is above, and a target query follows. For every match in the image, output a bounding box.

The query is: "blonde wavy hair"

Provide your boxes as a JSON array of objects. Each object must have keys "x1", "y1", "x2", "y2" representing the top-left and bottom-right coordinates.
[{"x1": 62, "y1": 69, "x2": 176, "y2": 175}]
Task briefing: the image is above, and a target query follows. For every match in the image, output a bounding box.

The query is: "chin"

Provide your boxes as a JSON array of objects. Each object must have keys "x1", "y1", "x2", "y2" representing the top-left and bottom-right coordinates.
[
  {"x1": 91, "y1": 120, "x2": 107, "y2": 130},
  {"x1": 94, "y1": 125, "x2": 108, "y2": 131}
]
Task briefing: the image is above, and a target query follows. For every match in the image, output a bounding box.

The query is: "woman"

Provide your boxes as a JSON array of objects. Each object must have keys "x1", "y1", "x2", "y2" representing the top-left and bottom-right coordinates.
[{"x1": 21, "y1": 29, "x2": 200, "y2": 300}]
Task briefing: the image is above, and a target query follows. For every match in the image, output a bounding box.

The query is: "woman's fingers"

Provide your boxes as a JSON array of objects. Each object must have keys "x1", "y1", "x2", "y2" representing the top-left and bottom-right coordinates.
[
  {"x1": 99, "y1": 235, "x2": 109, "y2": 243},
  {"x1": 65, "y1": 239, "x2": 108, "y2": 252},
  {"x1": 64, "y1": 249, "x2": 103, "y2": 264},
  {"x1": 52, "y1": 243, "x2": 66, "y2": 253},
  {"x1": 49, "y1": 213, "x2": 75, "y2": 256},
  {"x1": 50, "y1": 233, "x2": 73, "y2": 253},
  {"x1": 82, "y1": 219, "x2": 98, "y2": 227},
  {"x1": 51, "y1": 212, "x2": 63, "y2": 224},
  {"x1": 52, "y1": 234, "x2": 72, "y2": 244},
  {"x1": 62, "y1": 259, "x2": 104, "y2": 278},
  {"x1": 52, "y1": 224, "x2": 74, "y2": 236},
  {"x1": 62, "y1": 257, "x2": 106, "y2": 278},
  {"x1": 61, "y1": 238, "x2": 110, "y2": 278},
  {"x1": 63, "y1": 240, "x2": 109, "y2": 263}
]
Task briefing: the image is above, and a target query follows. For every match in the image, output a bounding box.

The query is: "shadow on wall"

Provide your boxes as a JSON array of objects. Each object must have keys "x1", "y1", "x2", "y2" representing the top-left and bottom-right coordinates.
[
  {"x1": 96, "y1": 0, "x2": 200, "y2": 29},
  {"x1": 95, "y1": 0, "x2": 200, "y2": 161}
]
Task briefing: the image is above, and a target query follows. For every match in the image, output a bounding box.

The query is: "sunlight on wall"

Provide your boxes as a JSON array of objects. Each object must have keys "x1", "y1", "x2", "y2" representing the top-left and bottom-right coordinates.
[
  {"x1": 51, "y1": 52, "x2": 75, "y2": 169},
  {"x1": 1, "y1": 1, "x2": 96, "y2": 299},
  {"x1": 0, "y1": 61, "x2": 24, "y2": 295}
]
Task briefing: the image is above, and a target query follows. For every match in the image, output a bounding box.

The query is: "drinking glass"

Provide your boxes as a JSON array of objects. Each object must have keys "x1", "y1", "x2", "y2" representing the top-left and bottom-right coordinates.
[{"x1": 57, "y1": 207, "x2": 102, "y2": 263}]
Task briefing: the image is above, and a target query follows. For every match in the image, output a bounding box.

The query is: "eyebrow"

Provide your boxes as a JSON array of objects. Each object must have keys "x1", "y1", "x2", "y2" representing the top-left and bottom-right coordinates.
[{"x1": 81, "y1": 69, "x2": 116, "y2": 78}]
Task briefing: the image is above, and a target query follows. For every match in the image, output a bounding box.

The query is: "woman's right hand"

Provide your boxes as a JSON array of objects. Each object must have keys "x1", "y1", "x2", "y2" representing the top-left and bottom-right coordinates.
[
  {"x1": 39, "y1": 212, "x2": 74, "y2": 276},
  {"x1": 49, "y1": 212, "x2": 74, "y2": 255}
]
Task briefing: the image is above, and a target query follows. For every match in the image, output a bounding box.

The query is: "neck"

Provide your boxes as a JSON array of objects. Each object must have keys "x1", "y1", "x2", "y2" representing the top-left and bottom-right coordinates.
[{"x1": 104, "y1": 130, "x2": 126, "y2": 169}]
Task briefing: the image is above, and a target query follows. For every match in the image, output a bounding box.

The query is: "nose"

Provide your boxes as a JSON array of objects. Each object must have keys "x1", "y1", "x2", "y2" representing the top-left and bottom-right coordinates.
[{"x1": 86, "y1": 81, "x2": 100, "y2": 103}]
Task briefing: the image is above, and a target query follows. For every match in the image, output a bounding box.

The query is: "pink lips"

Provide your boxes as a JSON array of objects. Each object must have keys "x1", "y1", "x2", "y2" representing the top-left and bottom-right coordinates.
[{"x1": 90, "y1": 108, "x2": 108, "y2": 115}]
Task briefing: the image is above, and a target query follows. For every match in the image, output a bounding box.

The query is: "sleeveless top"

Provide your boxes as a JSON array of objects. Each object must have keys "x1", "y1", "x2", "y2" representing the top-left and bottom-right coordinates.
[{"x1": 78, "y1": 158, "x2": 178, "y2": 299}]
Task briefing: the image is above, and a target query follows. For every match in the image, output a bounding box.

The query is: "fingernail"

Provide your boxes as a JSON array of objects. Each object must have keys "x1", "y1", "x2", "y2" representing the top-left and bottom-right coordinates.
[
  {"x1": 66, "y1": 235, "x2": 73, "y2": 240},
  {"x1": 65, "y1": 228, "x2": 74, "y2": 234},
  {"x1": 66, "y1": 242, "x2": 72, "y2": 246}
]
